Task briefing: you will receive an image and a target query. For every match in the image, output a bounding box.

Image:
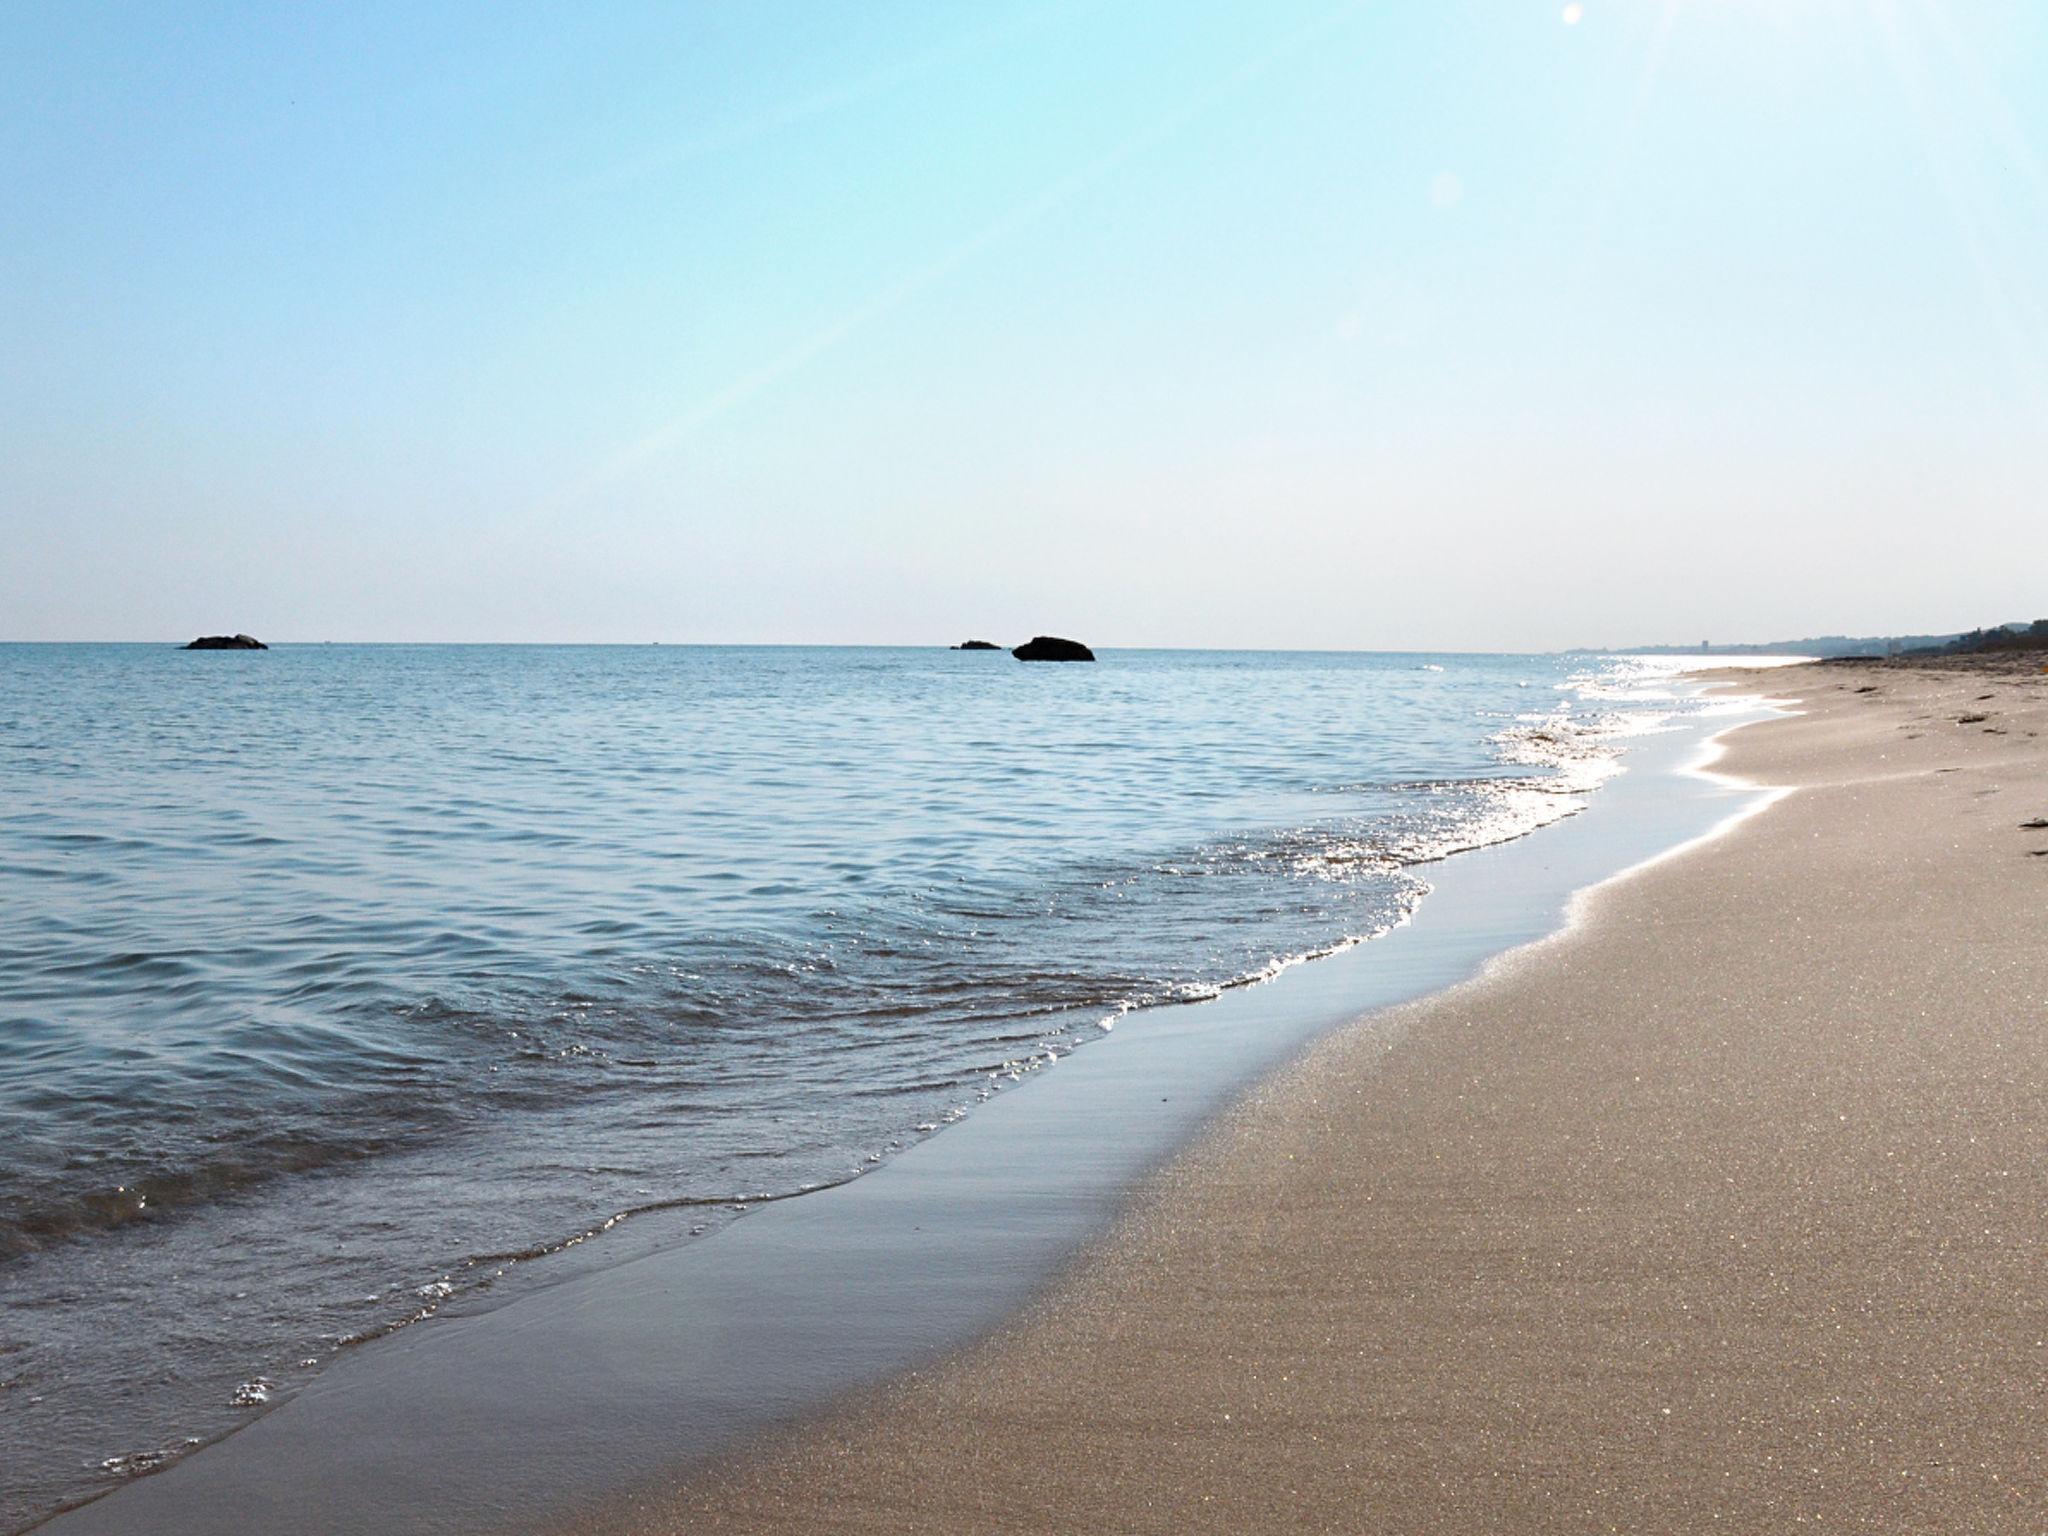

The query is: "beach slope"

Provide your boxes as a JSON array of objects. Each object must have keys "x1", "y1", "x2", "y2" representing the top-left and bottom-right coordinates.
[{"x1": 592, "y1": 658, "x2": 2048, "y2": 1534}]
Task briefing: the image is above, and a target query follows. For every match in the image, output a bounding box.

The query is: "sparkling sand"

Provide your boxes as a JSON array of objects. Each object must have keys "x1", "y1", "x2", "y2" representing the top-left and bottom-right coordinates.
[{"x1": 590, "y1": 657, "x2": 2048, "y2": 1534}]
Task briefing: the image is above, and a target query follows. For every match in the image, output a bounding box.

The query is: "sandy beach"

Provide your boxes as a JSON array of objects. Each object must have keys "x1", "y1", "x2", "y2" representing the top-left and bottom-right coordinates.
[
  {"x1": 15, "y1": 6, "x2": 2045, "y2": 1529},
  {"x1": 584, "y1": 656, "x2": 2048, "y2": 1534}
]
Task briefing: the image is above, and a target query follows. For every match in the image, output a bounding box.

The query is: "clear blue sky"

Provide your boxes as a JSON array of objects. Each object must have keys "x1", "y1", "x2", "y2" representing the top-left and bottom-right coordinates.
[{"x1": 5, "y1": 1, "x2": 2044, "y2": 647}]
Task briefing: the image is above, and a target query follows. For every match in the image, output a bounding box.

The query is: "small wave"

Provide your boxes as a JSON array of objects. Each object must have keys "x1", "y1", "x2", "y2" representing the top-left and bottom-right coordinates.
[
  {"x1": 2, "y1": 644, "x2": 1710, "y2": 1532},
  {"x1": 0, "y1": 1136, "x2": 391, "y2": 1261}
]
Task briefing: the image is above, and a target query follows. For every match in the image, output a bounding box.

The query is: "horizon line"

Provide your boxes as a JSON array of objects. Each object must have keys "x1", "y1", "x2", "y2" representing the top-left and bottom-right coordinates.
[{"x1": 0, "y1": 637, "x2": 1825, "y2": 657}]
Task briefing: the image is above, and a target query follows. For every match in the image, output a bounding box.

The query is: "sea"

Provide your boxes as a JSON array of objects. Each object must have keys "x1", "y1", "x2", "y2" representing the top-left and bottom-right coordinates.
[{"x1": 0, "y1": 644, "x2": 1710, "y2": 1530}]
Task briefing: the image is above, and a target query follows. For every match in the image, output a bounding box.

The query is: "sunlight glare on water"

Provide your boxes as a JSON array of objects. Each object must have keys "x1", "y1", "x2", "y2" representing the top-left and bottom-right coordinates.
[{"x1": 0, "y1": 643, "x2": 1701, "y2": 1530}]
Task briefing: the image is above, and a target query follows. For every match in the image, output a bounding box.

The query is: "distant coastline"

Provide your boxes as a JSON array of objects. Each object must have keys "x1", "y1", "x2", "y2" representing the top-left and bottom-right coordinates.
[
  {"x1": 1605, "y1": 631, "x2": 1959, "y2": 658},
  {"x1": 1611, "y1": 617, "x2": 2048, "y2": 660}
]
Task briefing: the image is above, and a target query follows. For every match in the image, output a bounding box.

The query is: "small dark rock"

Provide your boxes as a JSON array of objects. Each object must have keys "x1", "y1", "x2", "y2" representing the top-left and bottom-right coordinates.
[
  {"x1": 2020, "y1": 818, "x2": 2048, "y2": 829},
  {"x1": 184, "y1": 634, "x2": 268, "y2": 650},
  {"x1": 1957, "y1": 713, "x2": 1988, "y2": 724},
  {"x1": 1011, "y1": 635, "x2": 1094, "y2": 663},
  {"x1": 953, "y1": 640, "x2": 1002, "y2": 651}
]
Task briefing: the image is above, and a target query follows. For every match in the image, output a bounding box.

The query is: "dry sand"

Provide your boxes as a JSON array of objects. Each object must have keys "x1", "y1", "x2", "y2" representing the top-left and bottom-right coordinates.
[{"x1": 582, "y1": 657, "x2": 2048, "y2": 1535}]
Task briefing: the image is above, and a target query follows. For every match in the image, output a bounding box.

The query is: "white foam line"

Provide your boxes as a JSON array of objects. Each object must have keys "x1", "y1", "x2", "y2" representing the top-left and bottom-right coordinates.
[
  {"x1": 1317, "y1": 679, "x2": 1811, "y2": 1015},
  {"x1": 1557, "y1": 690, "x2": 1805, "y2": 932}
]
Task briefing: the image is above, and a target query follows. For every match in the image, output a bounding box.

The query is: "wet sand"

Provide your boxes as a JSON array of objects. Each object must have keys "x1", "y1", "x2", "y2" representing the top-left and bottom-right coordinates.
[
  {"x1": 588, "y1": 657, "x2": 2048, "y2": 1534},
  {"x1": 34, "y1": 679, "x2": 1774, "y2": 1536}
]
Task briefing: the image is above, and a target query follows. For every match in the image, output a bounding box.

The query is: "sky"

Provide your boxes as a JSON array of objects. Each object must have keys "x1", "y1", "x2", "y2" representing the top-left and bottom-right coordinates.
[{"x1": 3, "y1": 0, "x2": 2045, "y2": 649}]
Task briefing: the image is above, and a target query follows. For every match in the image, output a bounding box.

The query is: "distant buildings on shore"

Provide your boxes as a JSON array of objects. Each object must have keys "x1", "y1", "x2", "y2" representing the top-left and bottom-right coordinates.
[
  {"x1": 1610, "y1": 630, "x2": 1964, "y2": 659},
  {"x1": 1605, "y1": 620, "x2": 2048, "y2": 659}
]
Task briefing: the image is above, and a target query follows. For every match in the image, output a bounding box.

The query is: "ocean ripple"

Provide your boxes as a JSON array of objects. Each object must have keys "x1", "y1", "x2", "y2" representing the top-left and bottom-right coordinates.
[{"x1": 0, "y1": 644, "x2": 1699, "y2": 1531}]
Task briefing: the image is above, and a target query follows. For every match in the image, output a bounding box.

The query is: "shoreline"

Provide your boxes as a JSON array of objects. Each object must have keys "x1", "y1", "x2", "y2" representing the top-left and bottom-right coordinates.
[
  {"x1": 30, "y1": 679, "x2": 1782, "y2": 1535},
  {"x1": 2, "y1": 649, "x2": 1655, "y2": 1532},
  {"x1": 584, "y1": 656, "x2": 2048, "y2": 1533}
]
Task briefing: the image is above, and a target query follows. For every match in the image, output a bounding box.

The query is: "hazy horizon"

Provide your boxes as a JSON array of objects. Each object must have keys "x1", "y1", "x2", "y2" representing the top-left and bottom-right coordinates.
[
  {"x1": 0, "y1": 629, "x2": 2010, "y2": 653},
  {"x1": 6, "y1": 2, "x2": 2045, "y2": 649}
]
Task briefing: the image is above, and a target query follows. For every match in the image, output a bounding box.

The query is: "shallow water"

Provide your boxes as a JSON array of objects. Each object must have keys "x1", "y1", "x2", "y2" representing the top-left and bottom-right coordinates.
[{"x1": 0, "y1": 644, "x2": 1695, "y2": 1530}]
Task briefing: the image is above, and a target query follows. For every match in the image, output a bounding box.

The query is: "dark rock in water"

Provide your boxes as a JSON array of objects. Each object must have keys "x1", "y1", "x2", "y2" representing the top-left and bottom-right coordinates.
[
  {"x1": 953, "y1": 640, "x2": 1002, "y2": 651},
  {"x1": 1012, "y1": 635, "x2": 1094, "y2": 662},
  {"x1": 184, "y1": 634, "x2": 268, "y2": 650}
]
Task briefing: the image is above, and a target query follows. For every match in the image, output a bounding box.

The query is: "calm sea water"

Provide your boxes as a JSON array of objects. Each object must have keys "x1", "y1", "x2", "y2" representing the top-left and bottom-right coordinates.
[{"x1": 0, "y1": 644, "x2": 1690, "y2": 1528}]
